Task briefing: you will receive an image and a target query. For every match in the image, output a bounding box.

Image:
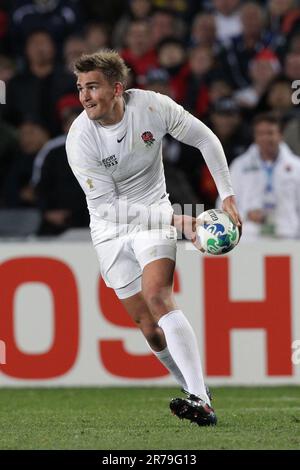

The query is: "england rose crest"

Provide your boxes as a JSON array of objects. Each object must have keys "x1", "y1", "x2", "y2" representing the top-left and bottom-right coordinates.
[{"x1": 141, "y1": 131, "x2": 155, "y2": 147}]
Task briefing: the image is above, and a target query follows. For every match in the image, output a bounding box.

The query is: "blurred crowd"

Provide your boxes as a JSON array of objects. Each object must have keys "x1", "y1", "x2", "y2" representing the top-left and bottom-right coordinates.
[{"x1": 0, "y1": 0, "x2": 300, "y2": 238}]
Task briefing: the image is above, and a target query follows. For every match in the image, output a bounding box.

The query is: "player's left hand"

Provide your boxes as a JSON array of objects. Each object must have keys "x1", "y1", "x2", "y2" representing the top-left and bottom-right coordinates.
[{"x1": 222, "y1": 195, "x2": 242, "y2": 234}]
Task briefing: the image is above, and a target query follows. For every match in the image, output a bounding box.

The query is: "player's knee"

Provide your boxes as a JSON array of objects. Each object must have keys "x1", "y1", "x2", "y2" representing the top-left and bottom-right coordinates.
[
  {"x1": 141, "y1": 323, "x2": 163, "y2": 348},
  {"x1": 144, "y1": 286, "x2": 171, "y2": 314},
  {"x1": 131, "y1": 312, "x2": 157, "y2": 333}
]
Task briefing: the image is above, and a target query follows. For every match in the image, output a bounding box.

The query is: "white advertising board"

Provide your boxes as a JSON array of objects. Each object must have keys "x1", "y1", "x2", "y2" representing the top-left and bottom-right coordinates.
[{"x1": 0, "y1": 240, "x2": 299, "y2": 386}]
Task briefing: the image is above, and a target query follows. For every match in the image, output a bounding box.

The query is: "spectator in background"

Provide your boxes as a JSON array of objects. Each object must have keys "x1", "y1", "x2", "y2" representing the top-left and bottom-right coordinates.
[
  {"x1": 85, "y1": 22, "x2": 110, "y2": 53},
  {"x1": 200, "y1": 96, "x2": 252, "y2": 206},
  {"x1": 219, "y1": 1, "x2": 272, "y2": 89},
  {"x1": 112, "y1": 0, "x2": 152, "y2": 49},
  {"x1": 156, "y1": 37, "x2": 188, "y2": 102},
  {"x1": 230, "y1": 113, "x2": 300, "y2": 239},
  {"x1": 257, "y1": 76, "x2": 295, "y2": 123},
  {"x1": 183, "y1": 45, "x2": 219, "y2": 118},
  {"x1": 0, "y1": 54, "x2": 15, "y2": 120},
  {"x1": 145, "y1": 67, "x2": 171, "y2": 95},
  {"x1": 0, "y1": 54, "x2": 15, "y2": 83},
  {"x1": 10, "y1": 0, "x2": 83, "y2": 56},
  {"x1": 0, "y1": 1, "x2": 10, "y2": 54},
  {"x1": 3, "y1": 118, "x2": 49, "y2": 208},
  {"x1": 209, "y1": 97, "x2": 252, "y2": 165},
  {"x1": 234, "y1": 48, "x2": 281, "y2": 111},
  {"x1": 280, "y1": 0, "x2": 300, "y2": 39},
  {"x1": 82, "y1": 0, "x2": 127, "y2": 25},
  {"x1": 267, "y1": 0, "x2": 300, "y2": 54},
  {"x1": 266, "y1": 77, "x2": 294, "y2": 117},
  {"x1": 284, "y1": 51, "x2": 300, "y2": 82},
  {"x1": 63, "y1": 35, "x2": 88, "y2": 72},
  {"x1": 267, "y1": 0, "x2": 300, "y2": 59},
  {"x1": 1, "y1": 0, "x2": 299, "y2": 238},
  {"x1": 32, "y1": 100, "x2": 89, "y2": 235},
  {"x1": 149, "y1": 8, "x2": 185, "y2": 48},
  {"x1": 151, "y1": 0, "x2": 190, "y2": 20},
  {"x1": 121, "y1": 20, "x2": 158, "y2": 85},
  {"x1": 0, "y1": 117, "x2": 18, "y2": 206},
  {"x1": 4, "y1": 29, "x2": 76, "y2": 135},
  {"x1": 212, "y1": 0, "x2": 242, "y2": 43},
  {"x1": 208, "y1": 77, "x2": 233, "y2": 104},
  {"x1": 190, "y1": 12, "x2": 220, "y2": 53},
  {"x1": 288, "y1": 32, "x2": 300, "y2": 54}
]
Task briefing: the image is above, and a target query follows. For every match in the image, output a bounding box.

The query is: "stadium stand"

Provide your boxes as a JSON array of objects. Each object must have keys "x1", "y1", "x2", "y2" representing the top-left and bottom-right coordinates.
[{"x1": 0, "y1": 0, "x2": 299, "y2": 238}]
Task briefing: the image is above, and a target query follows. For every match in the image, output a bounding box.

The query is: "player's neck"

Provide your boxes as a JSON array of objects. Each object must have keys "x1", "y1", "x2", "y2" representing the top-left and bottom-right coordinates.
[
  {"x1": 97, "y1": 97, "x2": 125, "y2": 127},
  {"x1": 260, "y1": 150, "x2": 279, "y2": 163}
]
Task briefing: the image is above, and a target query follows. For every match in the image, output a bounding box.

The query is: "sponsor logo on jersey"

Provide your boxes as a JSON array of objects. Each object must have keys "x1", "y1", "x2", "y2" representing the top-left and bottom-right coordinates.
[
  {"x1": 103, "y1": 155, "x2": 118, "y2": 168},
  {"x1": 141, "y1": 131, "x2": 155, "y2": 147},
  {"x1": 117, "y1": 133, "x2": 126, "y2": 143}
]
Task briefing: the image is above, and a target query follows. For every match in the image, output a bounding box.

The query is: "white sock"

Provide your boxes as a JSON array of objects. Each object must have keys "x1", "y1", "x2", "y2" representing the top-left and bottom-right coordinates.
[
  {"x1": 158, "y1": 309, "x2": 210, "y2": 404},
  {"x1": 148, "y1": 344, "x2": 187, "y2": 390}
]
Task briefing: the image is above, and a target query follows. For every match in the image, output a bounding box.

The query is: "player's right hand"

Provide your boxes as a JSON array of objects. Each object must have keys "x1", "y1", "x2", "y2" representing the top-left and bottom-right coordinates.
[{"x1": 172, "y1": 214, "x2": 197, "y2": 243}]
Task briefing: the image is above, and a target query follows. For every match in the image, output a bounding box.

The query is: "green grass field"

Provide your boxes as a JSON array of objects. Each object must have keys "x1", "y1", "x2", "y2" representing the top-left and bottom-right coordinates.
[{"x1": 0, "y1": 386, "x2": 299, "y2": 450}]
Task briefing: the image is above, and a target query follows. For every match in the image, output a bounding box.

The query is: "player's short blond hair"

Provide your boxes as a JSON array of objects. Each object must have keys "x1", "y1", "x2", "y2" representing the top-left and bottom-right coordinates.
[{"x1": 74, "y1": 49, "x2": 130, "y2": 86}]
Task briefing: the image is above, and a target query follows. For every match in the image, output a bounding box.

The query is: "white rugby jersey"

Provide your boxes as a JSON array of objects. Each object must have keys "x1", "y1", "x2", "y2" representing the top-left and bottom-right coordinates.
[{"x1": 66, "y1": 89, "x2": 234, "y2": 245}]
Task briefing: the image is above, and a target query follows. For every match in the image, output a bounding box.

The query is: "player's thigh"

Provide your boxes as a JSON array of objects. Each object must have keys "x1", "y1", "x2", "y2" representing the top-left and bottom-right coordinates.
[
  {"x1": 132, "y1": 228, "x2": 177, "y2": 316},
  {"x1": 142, "y1": 257, "x2": 175, "y2": 292}
]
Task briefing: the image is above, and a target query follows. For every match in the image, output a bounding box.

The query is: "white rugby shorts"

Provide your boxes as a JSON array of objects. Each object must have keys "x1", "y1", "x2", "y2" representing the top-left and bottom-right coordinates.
[{"x1": 95, "y1": 227, "x2": 177, "y2": 299}]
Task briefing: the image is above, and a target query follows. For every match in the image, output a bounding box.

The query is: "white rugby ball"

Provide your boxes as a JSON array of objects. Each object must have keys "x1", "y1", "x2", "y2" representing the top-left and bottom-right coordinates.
[{"x1": 195, "y1": 209, "x2": 240, "y2": 255}]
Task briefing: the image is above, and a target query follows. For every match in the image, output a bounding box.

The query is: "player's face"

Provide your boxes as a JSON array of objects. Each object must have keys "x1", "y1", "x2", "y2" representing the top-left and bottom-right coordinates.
[
  {"x1": 254, "y1": 122, "x2": 282, "y2": 158},
  {"x1": 76, "y1": 70, "x2": 122, "y2": 123}
]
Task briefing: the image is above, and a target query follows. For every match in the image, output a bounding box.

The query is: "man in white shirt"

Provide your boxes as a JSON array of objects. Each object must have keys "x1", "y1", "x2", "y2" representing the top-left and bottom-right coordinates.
[
  {"x1": 230, "y1": 113, "x2": 300, "y2": 240},
  {"x1": 66, "y1": 50, "x2": 241, "y2": 426},
  {"x1": 213, "y1": 0, "x2": 242, "y2": 43}
]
